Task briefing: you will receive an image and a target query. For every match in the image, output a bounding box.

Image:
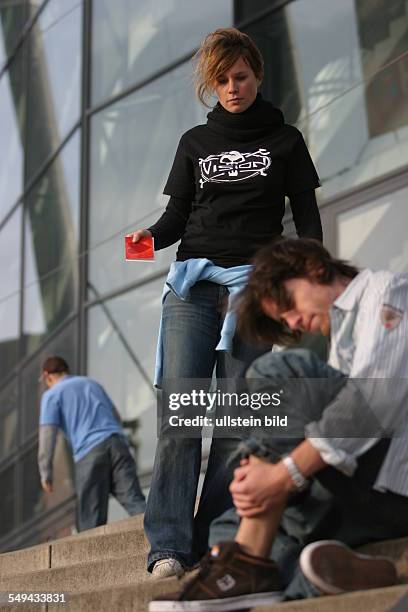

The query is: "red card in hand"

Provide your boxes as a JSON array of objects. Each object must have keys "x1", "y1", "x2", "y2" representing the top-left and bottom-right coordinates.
[{"x1": 125, "y1": 235, "x2": 155, "y2": 261}]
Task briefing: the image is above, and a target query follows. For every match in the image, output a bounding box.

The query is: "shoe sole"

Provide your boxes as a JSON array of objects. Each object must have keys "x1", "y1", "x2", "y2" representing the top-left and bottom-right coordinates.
[
  {"x1": 149, "y1": 591, "x2": 282, "y2": 611},
  {"x1": 300, "y1": 540, "x2": 397, "y2": 595}
]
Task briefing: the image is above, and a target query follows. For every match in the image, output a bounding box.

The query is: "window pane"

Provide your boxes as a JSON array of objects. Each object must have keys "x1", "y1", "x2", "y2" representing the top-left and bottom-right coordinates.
[
  {"x1": 234, "y1": 0, "x2": 275, "y2": 25},
  {"x1": 21, "y1": 320, "x2": 77, "y2": 440},
  {"x1": 0, "y1": 379, "x2": 18, "y2": 462},
  {"x1": 0, "y1": 463, "x2": 16, "y2": 538},
  {"x1": 89, "y1": 62, "x2": 207, "y2": 296},
  {"x1": 244, "y1": 9, "x2": 301, "y2": 125},
  {"x1": 0, "y1": 0, "x2": 27, "y2": 67},
  {"x1": 0, "y1": 52, "x2": 25, "y2": 223},
  {"x1": 288, "y1": 0, "x2": 408, "y2": 197},
  {"x1": 26, "y1": 0, "x2": 82, "y2": 182},
  {"x1": 337, "y1": 184, "x2": 408, "y2": 272},
  {"x1": 242, "y1": 0, "x2": 408, "y2": 200},
  {"x1": 23, "y1": 131, "x2": 80, "y2": 355},
  {"x1": 87, "y1": 278, "x2": 164, "y2": 473},
  {"x1": 91, "y1": 0, "x2": 232, "y2": 105},
  {"x1": 0, "y1": 207, "x2": 21, "y2": 381},
  {"x1": 21, "y1": 442, "x2": 74, "y2": 524}
]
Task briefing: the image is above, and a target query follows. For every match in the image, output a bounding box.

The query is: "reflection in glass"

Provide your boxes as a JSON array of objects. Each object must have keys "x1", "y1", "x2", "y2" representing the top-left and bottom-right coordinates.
[
  {"x1": 91, "y1": 0, "x2": 232, "y2": 105},
  {"x1": 244, "y1": 10, "x2": 301, "y2": 125},
  {"x1": 0, "y1": 463, "x2": 15, "y2": 538},
  {"x1": 0, "y1": 207, "x2": 21, "y2": 380},
  {"x1": 23, "y1": 131, "x2": 80, "y2": 355},
  {"x1": 291, "y1": 0, "x2": 408, "y2": 196},
  {"x1": 0, "y1": 379, "x2": 17, "y2": 462},
  {"x1": 0, "y1": 0, "x2": 27, "y2": 68},
  {"x1": 87, "y1": 278, "x2": 165, "y2": 473},
  {"x1": 243, "y1": 0, "x2": 408, "y2": 199},
  {"x1": 26, "y1": 0, "x2": 82, "y2": 181},
  {"x1": 21, "y1": 319, "x2": 77, "y2": 440},
  {"x1": 89, "y1": 62, "x2": 207, "y2": 296},
  {"x1": 337, "y1": 184, "x2": 408, "y2": 273},
  {"x1": 0, "y1": 52, "x2": 24, "y2": 223}
]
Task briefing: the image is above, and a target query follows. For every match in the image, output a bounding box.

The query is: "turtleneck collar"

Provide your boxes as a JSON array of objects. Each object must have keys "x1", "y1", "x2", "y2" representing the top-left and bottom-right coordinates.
[{"x1": 206, "y1": 93, "x2": 284, "y2": 142}]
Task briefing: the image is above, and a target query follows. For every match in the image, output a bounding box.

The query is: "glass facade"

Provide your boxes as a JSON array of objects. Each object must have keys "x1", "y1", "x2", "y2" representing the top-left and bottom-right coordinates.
[{"x1": 1, "y1": 0, "x2": 408, "y2": 552}]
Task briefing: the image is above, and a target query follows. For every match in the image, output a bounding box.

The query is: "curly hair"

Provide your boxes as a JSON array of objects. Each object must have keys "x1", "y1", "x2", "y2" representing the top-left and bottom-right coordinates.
[
  {"x1": 194, "y1": 28, "x2": 264, "y2": 107},
  {"x1": 236, "y1": 238, "x2": 359, "y2": 346}
]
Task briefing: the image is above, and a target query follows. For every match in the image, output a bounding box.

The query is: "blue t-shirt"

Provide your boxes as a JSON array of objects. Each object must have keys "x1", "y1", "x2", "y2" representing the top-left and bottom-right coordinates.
[{"x1": 39, "y1": 376, "x2": 124, "y2": 462}]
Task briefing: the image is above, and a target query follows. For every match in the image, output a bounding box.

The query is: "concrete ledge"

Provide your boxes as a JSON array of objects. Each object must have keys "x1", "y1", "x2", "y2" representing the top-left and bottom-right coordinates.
[
  {"x1": 254, "y1": 584, "x2": 408, "y2": 612},
  {"x1": 0, "y1": 555, "x2": 148, "y2": 592},
  {"x1": 61, "y1": 577, "x2": 180, "y2": 612},
  {"x1": 51, "y1": 529, "x2": 148, "y2": 568},
  {"x1": 0, "y1": 544, "x2": 50, "y2": 577},
  {"x1": 74, "y1": 514, "x2": 144, "y2": 539},
  {"x1": 359, "y1": 537, "x2": 408, "y2": 577}
]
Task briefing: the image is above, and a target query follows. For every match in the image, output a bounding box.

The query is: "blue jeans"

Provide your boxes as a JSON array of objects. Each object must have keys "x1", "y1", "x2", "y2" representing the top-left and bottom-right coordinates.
[
  {"x1": 75, "y1": 434, "x2": 146, "y2": 531},
  {"x1": 210, "y1": 349, "x2": 408, "y2": 600},
  {"x1": 144, "y1": 281, "x2": 268, "y2": 570}
]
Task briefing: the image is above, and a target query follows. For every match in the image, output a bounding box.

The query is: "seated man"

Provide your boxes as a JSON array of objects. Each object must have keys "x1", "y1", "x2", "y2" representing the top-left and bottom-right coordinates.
[{"x1": 149, "y1": 238, "x2": 408, "y2": 611}]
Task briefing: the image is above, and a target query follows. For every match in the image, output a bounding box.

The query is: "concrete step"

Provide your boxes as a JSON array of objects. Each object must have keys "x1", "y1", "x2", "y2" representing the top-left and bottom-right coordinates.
[
  {"x1": 254, "y1": 584, "x2": 408, "y2": 611},
  {"x1": 2, "y1": 581, "x2": 405, "y2": 612},
  {"x1": 0, "y1": 516, "x2": 148, "y2": 577},
  {"x1": 0, "y1": 555, "x2": 148, "y2": 592},
  {"x1": 359, "y1": 537, "x2": 408, "y2": 579},
  {"x1": 1, "y1": 514, "x2": 408, "y2": 612},
  {"x1": 72, "y1": 513, "x2": 144, "y2": 538},
  {"x1": 55, "y1": 578, "x2": 182, "y2": 612},
  {"x1": 50, "y1": 528, "x2": 148, "y2": 570}
]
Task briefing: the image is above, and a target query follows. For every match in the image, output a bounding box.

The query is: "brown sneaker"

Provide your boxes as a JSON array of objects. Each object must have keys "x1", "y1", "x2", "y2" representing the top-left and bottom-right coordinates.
[
  {"x1": 149, "y1": 541, "x2": 283, "y2": 611},
  {"x1": 300, "y1": 540, "x2": 398, "y2": 595}
]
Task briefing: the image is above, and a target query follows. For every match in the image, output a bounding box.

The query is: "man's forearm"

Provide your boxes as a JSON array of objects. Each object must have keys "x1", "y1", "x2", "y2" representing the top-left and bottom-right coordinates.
[
  {"x1": 289, "y1": 439, "x2": 327, "y2": 479},
  {"x1": 38, "y1": 425, "x2": 58, "y2": 482}
]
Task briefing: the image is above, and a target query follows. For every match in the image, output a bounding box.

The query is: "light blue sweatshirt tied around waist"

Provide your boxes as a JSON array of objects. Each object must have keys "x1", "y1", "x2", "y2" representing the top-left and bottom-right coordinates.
[{"x1": 154, "y1": 259, "x2": 252, "y2": 387}]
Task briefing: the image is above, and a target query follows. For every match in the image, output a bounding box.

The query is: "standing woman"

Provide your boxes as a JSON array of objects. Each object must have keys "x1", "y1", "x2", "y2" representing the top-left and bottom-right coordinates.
[{"x1": 131, "y1": 28, "x2": 322, "y2": 578}]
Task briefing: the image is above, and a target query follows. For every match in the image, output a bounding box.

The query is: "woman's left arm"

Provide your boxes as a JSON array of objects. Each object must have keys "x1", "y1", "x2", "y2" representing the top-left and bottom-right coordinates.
[{"x1": 289, "y1": 189, "x2": 323, "y2": 242}]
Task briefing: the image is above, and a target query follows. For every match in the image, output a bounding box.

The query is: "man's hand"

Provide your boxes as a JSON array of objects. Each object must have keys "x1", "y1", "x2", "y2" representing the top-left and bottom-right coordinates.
[
  {"x1": 229, "y1": 456, "x2": 292, "y2": 517},
  {"x1": 41, "y1": 480, "x2": 53, "y2": 493}
]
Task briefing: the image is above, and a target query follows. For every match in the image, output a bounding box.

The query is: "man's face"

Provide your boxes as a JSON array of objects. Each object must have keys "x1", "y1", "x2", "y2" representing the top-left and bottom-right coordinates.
[{"x1": 261, "y1": 278, "x2": 336, "y2": 336}]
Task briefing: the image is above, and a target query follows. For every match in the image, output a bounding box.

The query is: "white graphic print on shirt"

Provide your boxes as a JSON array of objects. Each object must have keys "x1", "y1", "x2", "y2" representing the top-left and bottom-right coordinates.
[{"x1": 198, "y1": 148, "x2": 271, "y2": 188}]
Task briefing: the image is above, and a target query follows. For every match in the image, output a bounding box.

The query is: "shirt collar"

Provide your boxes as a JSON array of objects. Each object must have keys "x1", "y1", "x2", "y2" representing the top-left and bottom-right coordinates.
[{"x1": 332, "y1": 269, "x2": 372, "y2": 312}]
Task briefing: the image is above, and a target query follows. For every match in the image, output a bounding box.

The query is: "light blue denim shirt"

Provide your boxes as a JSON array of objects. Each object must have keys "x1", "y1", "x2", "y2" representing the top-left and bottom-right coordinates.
[{"x1": 154, "y1": 259, "x2": 252, "y2": 387}]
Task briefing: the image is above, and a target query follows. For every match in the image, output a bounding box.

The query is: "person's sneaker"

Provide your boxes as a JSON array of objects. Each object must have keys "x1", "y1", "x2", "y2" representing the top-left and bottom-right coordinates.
[
  {"x1": 300, "y1": 540, "x2": 398, "y2": 595},
  {"x1": 149, "y1": 541, "x2": 283, "y2": 611},
  {"x1": 152, "y1": 558, "x2": 185, "y2": 579}
]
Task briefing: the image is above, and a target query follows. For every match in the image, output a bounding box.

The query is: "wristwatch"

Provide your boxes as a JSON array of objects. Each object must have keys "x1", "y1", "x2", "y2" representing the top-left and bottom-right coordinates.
[{"x1": 282, "y1": 455, "x2": 309, "y2": 491}]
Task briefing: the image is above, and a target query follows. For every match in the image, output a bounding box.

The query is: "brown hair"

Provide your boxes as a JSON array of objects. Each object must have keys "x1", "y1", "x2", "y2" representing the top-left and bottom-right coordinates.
[
  {"x1": 41, "y1": 356, "x2": 70, "y2": 375},
  {"x1": 194, "y1": 28, "x2": 264, "y2": 107},
  {"x1": 236, "y1": 238, "x2": 359, "y2": 346}
]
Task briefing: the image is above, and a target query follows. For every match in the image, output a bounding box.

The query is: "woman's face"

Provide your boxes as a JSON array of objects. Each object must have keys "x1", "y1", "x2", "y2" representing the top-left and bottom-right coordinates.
[{"x1": 213, "y1": 56, "x2": 260, "y2": 113}]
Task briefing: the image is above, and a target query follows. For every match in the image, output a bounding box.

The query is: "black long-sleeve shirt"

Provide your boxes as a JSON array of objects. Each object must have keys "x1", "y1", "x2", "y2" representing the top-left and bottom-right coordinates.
[
  {"x1": 148, "y1": 190, "x2": 322, "y2": 265},
  {"x1": 147, "y1": 93, "x2": 322, "y2": 267}
]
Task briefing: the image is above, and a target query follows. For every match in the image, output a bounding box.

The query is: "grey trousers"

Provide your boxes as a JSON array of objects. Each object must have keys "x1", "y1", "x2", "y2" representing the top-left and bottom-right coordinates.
[
  {"x1": 210, "y1": 349, "x2": 408, "y2": 600},
  {"x1": 75, "y1": 434, "x2": 146, "y2": 531}
]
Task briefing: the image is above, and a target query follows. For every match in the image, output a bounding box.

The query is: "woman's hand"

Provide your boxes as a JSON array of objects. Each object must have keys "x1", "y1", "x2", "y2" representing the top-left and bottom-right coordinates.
[{"x1": 128, "y1": 229, "x2": 152, "y2": 243}]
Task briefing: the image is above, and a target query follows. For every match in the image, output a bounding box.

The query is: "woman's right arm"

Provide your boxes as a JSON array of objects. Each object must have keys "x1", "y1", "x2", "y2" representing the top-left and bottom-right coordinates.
[{"x1": 130, "y1": 196, "x2": 192, "y2": 250}]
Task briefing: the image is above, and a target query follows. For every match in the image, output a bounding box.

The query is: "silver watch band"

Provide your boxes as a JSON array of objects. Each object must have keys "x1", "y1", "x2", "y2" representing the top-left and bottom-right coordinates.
[{"x1": 282, "y1": 455, "x2": 308, "y2": 491}]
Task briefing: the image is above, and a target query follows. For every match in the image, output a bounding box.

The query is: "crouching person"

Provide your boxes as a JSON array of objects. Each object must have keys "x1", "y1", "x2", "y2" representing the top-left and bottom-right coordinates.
[{"x1": 149, "y1": 238, "x2": 408, "y2": 611}]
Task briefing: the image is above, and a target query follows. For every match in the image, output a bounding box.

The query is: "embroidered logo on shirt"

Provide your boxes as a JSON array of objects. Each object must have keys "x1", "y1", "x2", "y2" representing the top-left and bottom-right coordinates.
[
  {"x1": 380, "y1": 304, "x2": 403, "y2": 330},
  {"x1": 216, "y1": 574, "x2": 236, "y2": 592},
  {"x1": 198, "y1": 149, "x2": 271, "y2": 188}
]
